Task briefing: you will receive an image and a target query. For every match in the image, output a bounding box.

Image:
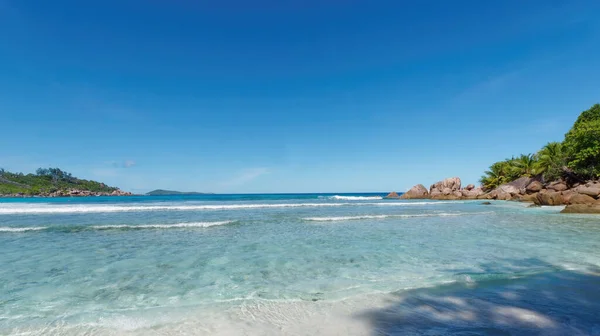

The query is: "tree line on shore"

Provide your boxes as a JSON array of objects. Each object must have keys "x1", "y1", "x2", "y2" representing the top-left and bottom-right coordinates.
[
  {"x1": 480, "y1": 104, "x2": 600, "y2": 190},
  {"x1": 0, "y1": 167, "x2": 118, "y2": 195}
]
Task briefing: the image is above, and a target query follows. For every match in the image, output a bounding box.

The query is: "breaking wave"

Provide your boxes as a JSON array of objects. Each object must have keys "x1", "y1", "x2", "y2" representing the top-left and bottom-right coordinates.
[
  {"x1": 90, "y1": 221, "x2": 236, "y2": 230},
  {"x1": 303, "y1": 212, "x2": 493, "y2": 221},
  {"x1": 0, "y1": 203, "x2": 345, "y2": 214},
  {"x1": 0, "y1": 201, "x2": 463, "y2": 215},
  {"x1": 0, "y1": 221, "x2": 236, "y2": 233},
  {"x1": 0, "y1": 227, "x2": 47, "y2": 232},
  {"x1": 322, "y1": 195, "x2": 383, "y2": 200}
]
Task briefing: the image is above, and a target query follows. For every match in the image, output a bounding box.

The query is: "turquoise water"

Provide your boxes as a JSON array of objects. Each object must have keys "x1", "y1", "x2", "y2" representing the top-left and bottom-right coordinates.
[{"x1": 1, "y1": 194, "x2": 600, "y2": 335}]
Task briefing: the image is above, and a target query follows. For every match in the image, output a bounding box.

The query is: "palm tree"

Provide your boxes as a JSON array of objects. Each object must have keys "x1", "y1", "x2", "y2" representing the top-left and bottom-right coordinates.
[
  {"x1": 535, "y1": 142, "x2": 565, "y2": 181},
  {"x1": 480, "y1": 161, "x2": 511, "y2": 190},
  {"x1": 535, "y1": 142, "x2": 562, "y2": 173},
  {"x1": 511, "y1": 154, "x2": 539, "y2": 177}
]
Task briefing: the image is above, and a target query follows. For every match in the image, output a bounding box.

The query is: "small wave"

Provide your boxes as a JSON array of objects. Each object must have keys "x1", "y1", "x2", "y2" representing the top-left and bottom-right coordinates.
[
  {"x1": 326, "y1": 195, "x2": 383, "y2": 201},
  {"x1": 91, "y1": 221, "x2": 236, "y2": 230},
  {"x1": 0, "y1": 203, "x2": 346, "y2": 214},
  {"x1": 0, "y1": 221, "x2": 236, "y2": 233},
  {"x1": 0, "y1": 200, "x2": 467, "y2": 215},
  {"x1": 305, "y1": 215, "x2": 392, "y2": 221},
  {"x1": 374, "y1": 201, "x2": 466, "y2": 206},
  {"x1": 0, "y1": 227, "x2": 47, "y2": 232},
  {"x1": 303, "y1": 212, "x2": 492, "y2": 221}
]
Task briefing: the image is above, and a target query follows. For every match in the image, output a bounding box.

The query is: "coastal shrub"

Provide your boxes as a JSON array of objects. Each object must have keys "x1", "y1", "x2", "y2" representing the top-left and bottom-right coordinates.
[
  {"x1": 535, "y1": 142, "x2": 566, "y2": 182},
  {"x1": 564, "y1": 104, "x2": 600, "y2": 179},
  {"x1": 511, "y1": 154, "x2": 539, "y2": 177},
  {"x1": 481, "y1": 104, "x2": 600, "y2": 189},
  {"x1": 480, "y1": 160, "x2": 514, "y2": 190}
]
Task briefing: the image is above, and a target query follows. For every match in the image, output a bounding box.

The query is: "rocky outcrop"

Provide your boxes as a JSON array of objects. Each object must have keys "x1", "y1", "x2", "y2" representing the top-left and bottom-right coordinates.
[
  {"x1": 385, "y1": 176, "x2": 600, "y2": 214},
  {"x1": 430, "y1": 177, "x2": 461, "y2": 192},
  {"x1": 534, "y1": 191, "x2": 564, "y2": 206},
  {"x1": 472, "y1": 177, "x2": 600, "y2": 213},
  {"x1": 384, "y1": 192, "x2": 401, "y2": 199},
  {"x1": 386, "y1": 177, "x2": 483, "y2": 201},
  {"x1": 498, "y1": 176, "x2": 534, "y2": 196},
  {"x1": 568, "y1": 193, "x2": 597, "y2": 205},
  {"x1": 576, "y1": 186, "x2": 600, "y2": 197},
  {"x1": 400, "y1": 184, "x2": 429, "y2": 199},
  {"x1": 432, "y1": 193, "x2": 462, "y2": 200},
  {"x1": 50, "y1": 189, "x2": 132, "y2": 197},
  {"x1": 509, "y1": 176, "x2": 536, "y2": 189},
  {"x1": 561, "y1": 190, "x2": 575, "y2": 204},
  {"x1": 547, "y1": 181, "x2": 568, "y2": 192},
  {"x1": 430, "y1": 189, "x2": 442, "y2": 198},
  {"x1": 520, "y1": 193, "x2": 538, "y2": 203},
  {"x1": 526, "y1": 181, "x2": 543, "y2": 193},
  {"x1": 497, "y1": 192, "x2": 512, "y2": 201},
  {"x1": 430, "y1": 177, "x2": 463, "y2": 200},
  {"x1": 461, "y1": 187, "x2": 484, "y2": 199},
  {"x1": 1, "y1": 189, "x2": 133, "y2": 198},
  {"x1": 561, "y1": 203, "x2": 600, "y2": 214},
  {"x1": 497, "y1": 184, "x2": 520, "y2": 196}
]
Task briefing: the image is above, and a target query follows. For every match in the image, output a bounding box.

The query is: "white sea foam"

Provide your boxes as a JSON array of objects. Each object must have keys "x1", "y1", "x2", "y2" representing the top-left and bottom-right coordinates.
[
  {"x1": 0, "y1": 221, "x2": 236, "y2": 233},
  {"x1": 305, "y1": 215, "x2": 392, "y2": 221},
  {"x1": 373, "y1": 201, "x2": 466, "y2": 206},
  {"x1": 91, "y1": 221, "x2": 236, "y2": 230},
  {"x1": 326, "y1": 195, "x2": 383, "y2": 200},
  {"x1": 0, "y1": 227, "x2": 47, "y2": 232},
  {"x1": 0, "y1": 201, "x2": 460, "y2": 214},
  {"x1": 0, "y1": 203, "x2": 344, "y2": 214},
  {"x1": 303, "y1": 212, "x2": 493, "y2": 221}
]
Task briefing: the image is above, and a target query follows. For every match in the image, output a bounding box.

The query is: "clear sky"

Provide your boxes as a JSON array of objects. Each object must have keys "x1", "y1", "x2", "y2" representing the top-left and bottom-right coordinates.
[{"x1": 1, "y1": 0, "x2": 599, "y2": 193}]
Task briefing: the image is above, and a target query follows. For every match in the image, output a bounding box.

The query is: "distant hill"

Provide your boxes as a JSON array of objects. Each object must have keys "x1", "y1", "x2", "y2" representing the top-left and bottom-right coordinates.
[
  {"x1": 0, "y1": 167, "x2": 129, "y2": 197},
  {"x1": 146, "y1": 189, "x2": 213, "y2": 196}
]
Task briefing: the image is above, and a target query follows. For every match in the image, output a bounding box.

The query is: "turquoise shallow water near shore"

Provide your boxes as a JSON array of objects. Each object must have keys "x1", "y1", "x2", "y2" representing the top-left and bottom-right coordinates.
[{"x1": 1, "y1": 194, "x2": 600, "y2": 335}]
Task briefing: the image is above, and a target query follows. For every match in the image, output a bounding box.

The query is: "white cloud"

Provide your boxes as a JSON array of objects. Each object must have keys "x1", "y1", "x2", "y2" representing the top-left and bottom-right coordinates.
[
  {"x1": 123, "y1": 160, "x2": 136, "y2": 168},
  {"x1": 106, "y1": 160, "x2": 136, "y2": 168},
  {"x1": 221, "y1": 168, "x2": 270, "y2": 188}
]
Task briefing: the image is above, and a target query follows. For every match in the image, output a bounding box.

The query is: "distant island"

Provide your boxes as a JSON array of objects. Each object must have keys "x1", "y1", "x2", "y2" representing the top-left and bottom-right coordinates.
[
  {"x1": 0, "y1": 168, "x2": 131, "y2": 197},
  {"x1": 146, "y1": 189, "x2": 213, "y2": 196}
]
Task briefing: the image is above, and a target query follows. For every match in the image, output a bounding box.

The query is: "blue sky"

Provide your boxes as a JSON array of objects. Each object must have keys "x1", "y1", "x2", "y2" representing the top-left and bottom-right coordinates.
[{"x1": 1, "y1": 0, "x2": 599, "y2": 193}]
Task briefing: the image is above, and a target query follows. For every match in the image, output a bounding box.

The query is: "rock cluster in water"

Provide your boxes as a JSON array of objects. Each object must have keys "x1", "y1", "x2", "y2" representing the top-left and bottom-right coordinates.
[
  {"x1": 387, "y1": 177, "x2": 600, "y2": 214},
  {"x1": 386, "y1": 177, "x2": 485, "y2": 200}
]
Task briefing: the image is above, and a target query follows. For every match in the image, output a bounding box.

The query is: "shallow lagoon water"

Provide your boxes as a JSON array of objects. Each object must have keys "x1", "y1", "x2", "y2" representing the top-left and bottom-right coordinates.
[{"x1": 1, "y1": 194, "x2": 600, "y2": 335}]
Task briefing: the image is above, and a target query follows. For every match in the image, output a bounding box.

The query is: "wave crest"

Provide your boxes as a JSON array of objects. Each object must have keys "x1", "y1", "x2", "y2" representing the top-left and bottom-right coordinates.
[
  {"x1": 91, "y1": 221, "x2": 236, "y2": 230},
  {"x1": 0, "y1": 227, "x2": 47, "y2": 232},
  {"x1": 0, "y1": 200, "x2": 466, "y2": 215},
  {"x1": 0, "y1": 221, "x2": 236, "y2": 233},
  {"x1": 304, "y1": 212, "x2": 493, "y2": 221},
  {"x1": 324, "y1": 195, "x2": 383, "y2": 201},
  {"x1": 0, "y1": 203, "x2": 345, "y2": 214}
]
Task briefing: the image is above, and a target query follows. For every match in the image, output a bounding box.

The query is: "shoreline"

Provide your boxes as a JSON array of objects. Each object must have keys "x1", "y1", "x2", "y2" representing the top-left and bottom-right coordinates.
[
  {"x1": 6, "y1": 267, "x2": 599, "y2": 335},
  {"x1": 0, "y1": 193, "x2": 136, "y2": 198},
  {"x1": 0, "y1": 189, "x2": 134, "y2": 198},
  {"x1": 388, "y1": 176, "x2": 600, "y2": 214},
  {"x1": 3, "y1": 191, "x2": 600, "y2": 335}
]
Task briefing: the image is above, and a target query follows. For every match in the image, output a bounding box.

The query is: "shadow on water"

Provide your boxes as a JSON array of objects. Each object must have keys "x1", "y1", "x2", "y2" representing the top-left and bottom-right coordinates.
[{"x1": 356, "y1": 259, "x2": 600, "y2": 335}]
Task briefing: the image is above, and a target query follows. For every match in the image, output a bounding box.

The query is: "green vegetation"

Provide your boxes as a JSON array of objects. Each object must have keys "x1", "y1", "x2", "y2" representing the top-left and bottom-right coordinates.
[
  {"x1": 0, "y1": 167, "x2": 118, "y2": 196},
  {"x1": 480, "y1": 104, "x2": 600, "y2": 190},
  {"x1": 563, "y1": 104, "x2": 600, "y2": 179},
  {"x1": 146, "y1": 189, "x2": 211, "y2": 196}
]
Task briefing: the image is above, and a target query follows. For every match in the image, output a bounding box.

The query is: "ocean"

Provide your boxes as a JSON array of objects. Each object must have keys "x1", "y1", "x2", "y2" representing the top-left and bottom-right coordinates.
[{"x1": 1, "y1": 194, "x2": 600, "y2": 335}]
